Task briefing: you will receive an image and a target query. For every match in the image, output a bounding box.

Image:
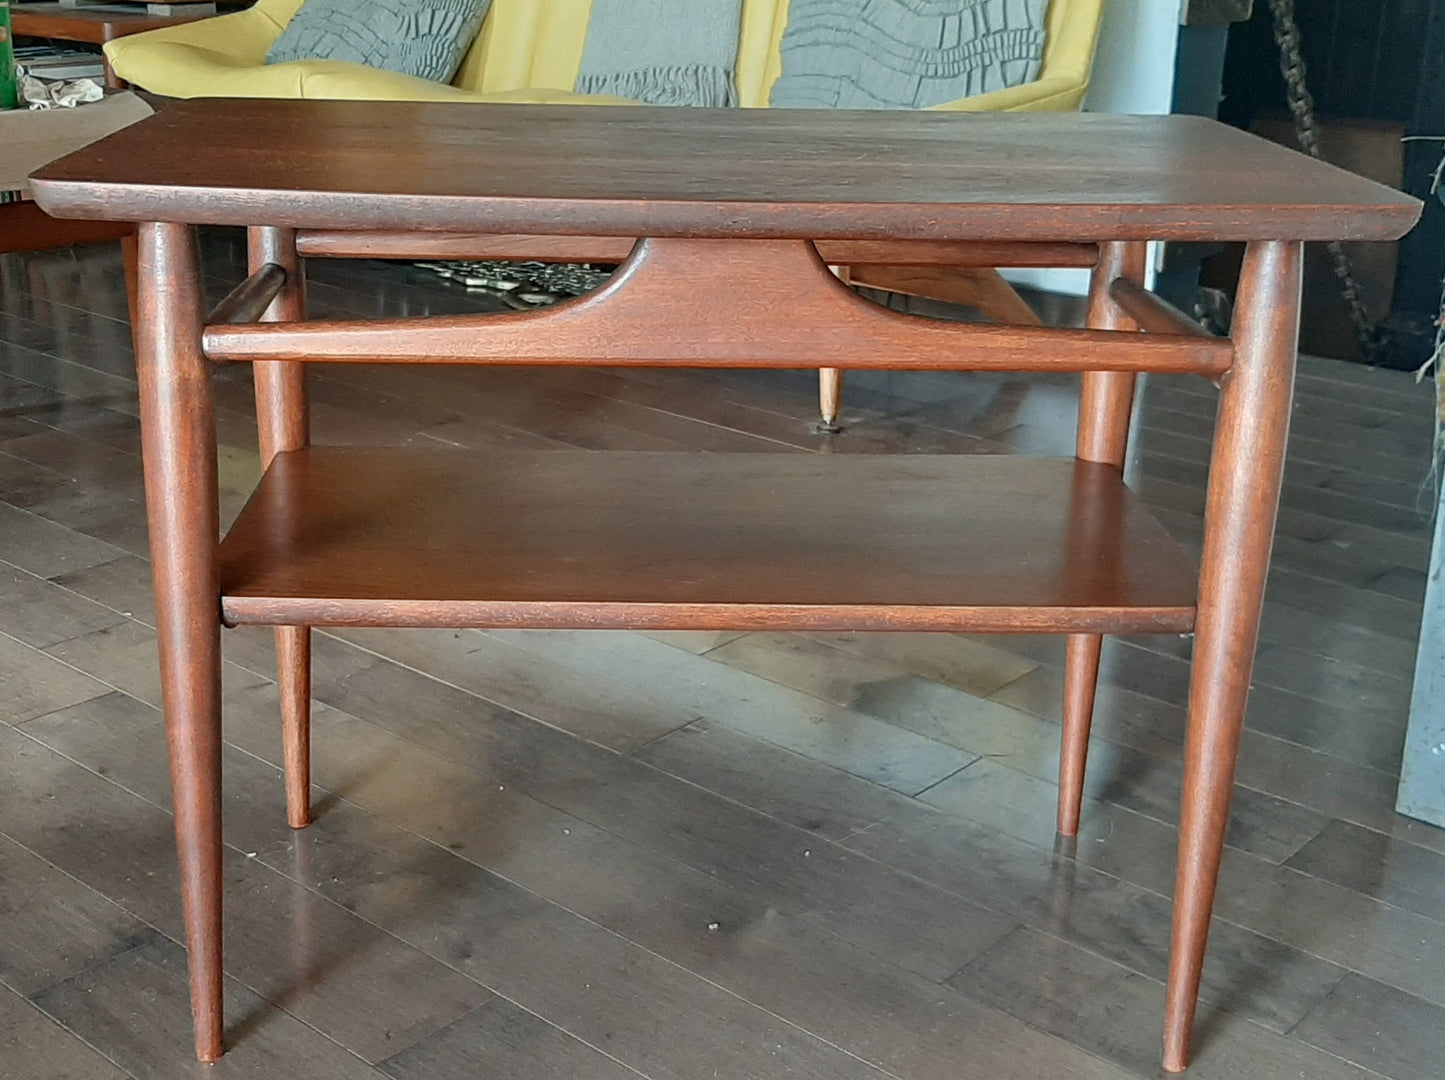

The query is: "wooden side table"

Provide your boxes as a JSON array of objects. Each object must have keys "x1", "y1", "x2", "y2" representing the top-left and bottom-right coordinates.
[
  {"x1": 11, "y1": 0, "x2": 246, "y2": 86},
  {"x1": 31, "y1": 99, "x2": 1421, "y2": 1073}
]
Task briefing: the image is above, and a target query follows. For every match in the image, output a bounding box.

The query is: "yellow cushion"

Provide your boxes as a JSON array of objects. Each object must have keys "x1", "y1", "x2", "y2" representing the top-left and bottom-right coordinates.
[{"x1": 107, "y1": 0, "x2": 1106, "y2": 114}]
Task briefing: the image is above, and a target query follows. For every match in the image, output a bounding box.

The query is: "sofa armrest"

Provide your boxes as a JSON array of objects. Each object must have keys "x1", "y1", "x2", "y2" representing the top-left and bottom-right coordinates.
[
  {"x1": 104, "y1": 5, "x2": 284, "y2": 75},
  {"x1": 927, "y1": 75, "x2": 1087, "y2": 114},
  {"x1": 106, "y1": 41, "x2": 318, "y2": 98}
]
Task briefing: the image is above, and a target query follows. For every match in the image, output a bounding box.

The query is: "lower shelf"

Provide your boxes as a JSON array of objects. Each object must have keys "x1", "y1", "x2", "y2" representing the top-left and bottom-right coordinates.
[{"x1": 217, "y1": 449, "x2": 1198, "y2": 633}]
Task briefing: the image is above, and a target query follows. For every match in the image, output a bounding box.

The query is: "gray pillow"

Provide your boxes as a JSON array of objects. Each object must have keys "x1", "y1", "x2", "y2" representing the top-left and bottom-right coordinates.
[
  {"x1": 266, "y1": 0, "x2": 491, "y2": 84},
  {"x1": 770, "y1": 0, "x2": 1049, "y2": 109}
]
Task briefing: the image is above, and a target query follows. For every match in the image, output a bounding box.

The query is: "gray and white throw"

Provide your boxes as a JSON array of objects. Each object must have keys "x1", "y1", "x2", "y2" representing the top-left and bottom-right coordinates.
[
  {"x1": 267, "y1": 0, "x2": 492, "y2": 84},
  {"x1": 770, "y1": 0, "x2": 1049, "y2": 109},
  {"x1": 575, "y1": 0, "x2": 743, "y2": 107}
]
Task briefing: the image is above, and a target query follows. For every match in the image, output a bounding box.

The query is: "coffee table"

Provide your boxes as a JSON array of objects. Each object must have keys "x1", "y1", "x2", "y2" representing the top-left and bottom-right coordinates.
[
  {"x1": 31, "y1": 99, "x2": 1420, "y2": 1072},
  {"x1": 10, "y1": 1, "x2": 244, "y2": 86}
]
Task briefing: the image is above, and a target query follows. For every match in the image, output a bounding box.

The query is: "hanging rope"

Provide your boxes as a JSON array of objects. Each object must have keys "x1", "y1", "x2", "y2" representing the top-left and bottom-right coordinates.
[{"x1": 1266, "y1": 0, "x2": 1376, "y2": 355}]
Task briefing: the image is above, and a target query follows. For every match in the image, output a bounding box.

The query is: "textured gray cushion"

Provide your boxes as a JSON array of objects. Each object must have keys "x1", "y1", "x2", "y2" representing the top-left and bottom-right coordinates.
[
  {"x1": 266, "y1": 0, "x2": 491, "y2": 84},
  {"x1": 770, "y1": 0, "x2": 1049, "y2": 109},
  {"x1": 576, "y1": 0, "x2": 742, "y2": 107}
]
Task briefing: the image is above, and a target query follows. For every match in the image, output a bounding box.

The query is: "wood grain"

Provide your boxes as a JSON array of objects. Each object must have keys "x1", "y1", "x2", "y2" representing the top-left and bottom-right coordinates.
[
  {"x1": 206, "y1": 262, "x2": 286, "y2": 326},
  {"x1": 133, "y1": 221, "x2": 224, "y2": 1063},
  {"x1": 215, "y1": 449, "x2": 1199, "y2": 634},
  {"x1": 246, "y1": 226, "x2": 312, "y2": 832},
  {"x1": 30, "y1": 102, "x2": 1421, "y2": 241},
  {"x1": 1164, "y1": 240, "x2": 1303, "y2": 1072},
  {"x1": 1060, "y1": 241, "x2": 1149, "y2": 838},
  {"x1": 203, "y1": 239, "x2": 1233, "y2": 375},
  {"x1": 1109, "y1": 278, "x2": 1215, "y2": 340},
  {"x1": 294, "y1": 231, "x2": 1101, "y2": 268},
  {"x1": 4, "y1": 232, "x2": 1441, "y2": 1080}
]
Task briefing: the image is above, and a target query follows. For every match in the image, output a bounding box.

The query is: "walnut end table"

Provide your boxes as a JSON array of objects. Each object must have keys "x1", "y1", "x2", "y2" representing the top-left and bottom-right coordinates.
[{"x1": 30, "y1": 99, "x2": 1421, "y2": 1072}]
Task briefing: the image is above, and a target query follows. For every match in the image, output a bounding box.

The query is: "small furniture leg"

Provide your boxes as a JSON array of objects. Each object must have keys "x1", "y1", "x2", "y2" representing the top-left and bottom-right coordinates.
[
  {"x1": 1162, "y1": 239, "x2": 1301, "y2": 1072},
  {"x1": 1059, "y1": 241, "x2": 1145, "y2": 836},
  {"x1": 247, "y1": 226, "x2": 313, "y2": 829},
  {"x1": 818, "y1": 367, "x2": 843, "y2": 430},
  {"x1": 135, "y1": 222, "x2": 225, "y2": 1062},
  {"x1": 816, "y1": 265, "x2": 850, "y2": 431},
  {"x1": 122, "y1": 230, "x2": 139, "y2": 336}
]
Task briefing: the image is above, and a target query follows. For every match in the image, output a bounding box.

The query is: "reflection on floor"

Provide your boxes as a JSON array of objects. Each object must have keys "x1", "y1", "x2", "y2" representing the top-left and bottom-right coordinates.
[{"x1": 1, "y1": 232, "x2": 1441, "y2": 1080}]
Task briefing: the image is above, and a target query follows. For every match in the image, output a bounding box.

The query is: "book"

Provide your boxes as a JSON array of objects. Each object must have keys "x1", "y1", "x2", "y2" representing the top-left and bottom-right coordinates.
[{"x1": 15, "y1": 45, "x2": 106, "y2": 81}]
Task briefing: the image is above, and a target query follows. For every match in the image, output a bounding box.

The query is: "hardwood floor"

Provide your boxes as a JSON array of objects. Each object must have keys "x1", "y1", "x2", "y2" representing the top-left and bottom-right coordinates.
[{"x1": 1, "y1": 232, "x2": 1441, "y2": 1079}]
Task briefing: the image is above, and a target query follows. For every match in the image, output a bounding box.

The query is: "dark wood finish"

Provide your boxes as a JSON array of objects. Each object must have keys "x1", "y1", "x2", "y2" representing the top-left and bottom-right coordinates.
[
  {"x1": 206, "y1": 263, "x2": 286, "y2": 326},
  {"x1": 1163, "y1": 239, "x2": 1303, "y2": 1072},
  {"x1": 132, "y1": 221, "x2": 223, "y2": 1063},
  {"x1": 30, "y1": 101, "x2": 1420, "y2": 241},
  {"x1": 202, "y1": 239, "x2": 1234, "y2": 376},
  {"x1": 1060, "y1": 242, "x2": 1149, "y2": 838},
  {"x1": 246, "y1": 226, "x2": 311, "y2": 832},
  {"x1": 848, "y1": 265, "x2": 1044, "y2": 326},
  {"x1": 5, "y1": 231, "x2": 1442, "y2": 1080},
  {"x1": 1109, "y1": 278, "x2": 1214, "y2": 339},
  {"x1": 216, "y1": 449, "x2": 1199, "y2": 634},
  {"x1": 0, "y1": 200, "x2": 132, "y2": 255},
  {"x1": 121, "y1": 230, "x2": 139, "y2": 332},
  {"x1": 293, "y1": 230, "x2": 1102, "y2": 268},
  {"x1": 21, "y1": 99, "x2": 1424, "y2": 1072}
]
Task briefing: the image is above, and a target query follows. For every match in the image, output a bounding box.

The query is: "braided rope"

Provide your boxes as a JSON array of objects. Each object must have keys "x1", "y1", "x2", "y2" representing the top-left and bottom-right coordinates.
[{"x1": 1267, "y1": 0, "x2": 1376, "y2": 354}]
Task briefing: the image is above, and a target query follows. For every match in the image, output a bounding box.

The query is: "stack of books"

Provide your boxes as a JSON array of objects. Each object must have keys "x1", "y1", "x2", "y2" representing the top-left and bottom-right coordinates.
[{"x1": 15, "y1": 44, "x2": 106, "y2": 82}]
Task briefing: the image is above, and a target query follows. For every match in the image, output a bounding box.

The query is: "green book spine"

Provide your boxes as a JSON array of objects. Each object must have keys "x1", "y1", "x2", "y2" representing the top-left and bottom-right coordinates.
[{"x1": 0, "y1": 0, "x2": 18, "y2": 110}]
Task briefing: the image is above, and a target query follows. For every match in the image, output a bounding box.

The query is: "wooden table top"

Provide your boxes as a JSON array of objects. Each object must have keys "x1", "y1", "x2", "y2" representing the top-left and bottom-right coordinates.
[{"x1": 30, "y1": 99, "x2": 1421, "y2": 242}]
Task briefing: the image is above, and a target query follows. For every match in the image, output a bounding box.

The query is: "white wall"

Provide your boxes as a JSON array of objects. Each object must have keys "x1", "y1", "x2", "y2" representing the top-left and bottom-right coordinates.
[
  {"x1": 1082, "y1": 0, "x2": 1183, "y2": 115},
  {"x1": 1005, "y1": 0, "x2": 1183, "y2": 295}
]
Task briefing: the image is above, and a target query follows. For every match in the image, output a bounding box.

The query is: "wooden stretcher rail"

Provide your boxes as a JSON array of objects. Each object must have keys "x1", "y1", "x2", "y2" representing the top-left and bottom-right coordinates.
[
  {"x1": 206, "y1": 237, "x2": 1232, "y2": 375},
  {"x1": 293, "y1": 230, "x2": 1101, "y2": 268},
  {"x1": 205, "y1": 262, "x2": 287, "y2": 325},
  {"x1": 1109, "y1": 278, "x2": 1215, "y2": 339}
]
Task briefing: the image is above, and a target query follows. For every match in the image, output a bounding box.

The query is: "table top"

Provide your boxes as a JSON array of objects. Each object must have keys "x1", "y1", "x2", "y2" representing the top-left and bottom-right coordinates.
[{"x1": 30, "y1": 99, "x2": 1421, "y2": 242}]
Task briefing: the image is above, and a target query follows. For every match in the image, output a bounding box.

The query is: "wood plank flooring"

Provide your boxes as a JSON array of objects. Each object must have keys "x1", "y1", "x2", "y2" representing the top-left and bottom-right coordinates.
[{"x1": 1, "y1": 232, "x2": 1441, "y2": 1079}]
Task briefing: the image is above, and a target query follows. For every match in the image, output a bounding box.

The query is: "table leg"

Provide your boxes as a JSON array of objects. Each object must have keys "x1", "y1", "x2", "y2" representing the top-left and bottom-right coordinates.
[
  {"x1": 122, "y1": 230, "x2": 139, "y2": 335},
  {"x1": 817, "y1": 264, "x2": 850, "y2": 431},
  {"x1": 135, "y1": 222, "x2": 224, "y2": 1062},
  {"x1": 248, "y1": 226, "x2": 312, "y2": 829},
  {"x1": 1162, "y1": 239, "x2": 1301, "y2": 1072},
  {"x1": 1059, "y1": 241, "x2": 1145, "y2": 836}
]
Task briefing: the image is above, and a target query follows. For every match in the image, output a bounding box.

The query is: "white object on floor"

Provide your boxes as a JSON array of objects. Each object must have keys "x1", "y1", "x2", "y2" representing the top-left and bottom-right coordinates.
[{"x1": 20, "y1": 74, "x2": 104, "y2": 109}]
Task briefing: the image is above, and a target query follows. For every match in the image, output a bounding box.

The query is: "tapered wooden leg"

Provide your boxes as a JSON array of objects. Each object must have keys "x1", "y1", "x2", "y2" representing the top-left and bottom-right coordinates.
[
  {"x1": 1163, "y1": 240, "x2": 1301, "y2": 1072},
  {"x1": 815, "y1": 265, "x2": 850, "y2": 431},
  {"x1": 1058, "y1": 632, "x2": 1102, "y2": 834},
  {"x1": 247, "y1": 227, "x2": 313, "y2": 829},
  {"x1": 122, "y1": 229, "x2": 139, "y2": 336},
  {"x1": 1058, "y1": 242, "x2": 1146, "y2": 836},
  {"x1": 135, "y1": 222, "x2": 224, "y2": 1063},
  {"x1": 818, "y1": 367, "x2": 843, "y2": 430}
]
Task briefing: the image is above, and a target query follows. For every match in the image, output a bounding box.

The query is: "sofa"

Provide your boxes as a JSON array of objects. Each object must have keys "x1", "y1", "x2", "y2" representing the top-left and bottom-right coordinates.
[{"x1": 105, "y1": 0, "x2": 1105, "y2": 112}]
